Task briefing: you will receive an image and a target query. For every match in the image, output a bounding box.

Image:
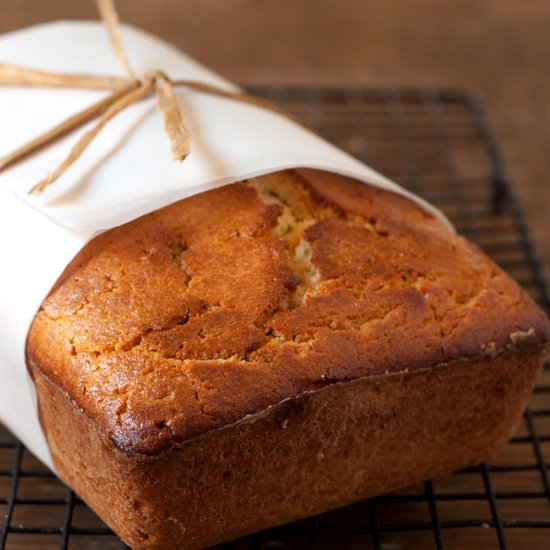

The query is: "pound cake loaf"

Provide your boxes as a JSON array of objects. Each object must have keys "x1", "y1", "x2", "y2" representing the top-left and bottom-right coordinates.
[{"x1": 27, "y1": 169, "x2": 550, "y2": 549}]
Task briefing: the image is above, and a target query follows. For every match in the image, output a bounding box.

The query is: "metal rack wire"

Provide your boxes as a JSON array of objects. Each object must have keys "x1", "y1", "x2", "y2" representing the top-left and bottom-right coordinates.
[{"x1": 1, "y1": 88, "x2": 549, "y2": 549}]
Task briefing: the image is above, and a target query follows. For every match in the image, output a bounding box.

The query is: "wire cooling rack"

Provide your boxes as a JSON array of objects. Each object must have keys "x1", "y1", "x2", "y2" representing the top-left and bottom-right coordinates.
[{"x1": 1, "y1": 88, "x2": 549, "y2": 549}]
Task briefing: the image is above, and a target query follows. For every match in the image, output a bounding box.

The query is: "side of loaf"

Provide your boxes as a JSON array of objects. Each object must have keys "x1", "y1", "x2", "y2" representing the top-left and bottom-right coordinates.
[{"x1": 26, "y1": 169, "x2": 550, "y2": 549}]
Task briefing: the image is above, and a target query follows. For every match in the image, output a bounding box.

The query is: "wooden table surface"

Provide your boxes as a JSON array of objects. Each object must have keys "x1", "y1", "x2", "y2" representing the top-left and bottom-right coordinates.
[{"x1": 1, "y1": 2, "x2": 550, "y2": 549}]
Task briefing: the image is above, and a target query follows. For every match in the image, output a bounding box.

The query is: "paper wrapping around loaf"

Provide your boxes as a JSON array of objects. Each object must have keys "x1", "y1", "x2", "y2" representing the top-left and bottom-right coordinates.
[{"x1": 0, "y1": 21, "x2": 451, "y2": 468}]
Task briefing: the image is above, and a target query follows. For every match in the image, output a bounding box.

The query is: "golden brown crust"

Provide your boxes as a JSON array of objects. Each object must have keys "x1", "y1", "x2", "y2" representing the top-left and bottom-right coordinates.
[{"x1": 27, "y1": 169, "x2": 550, "y2": 455}]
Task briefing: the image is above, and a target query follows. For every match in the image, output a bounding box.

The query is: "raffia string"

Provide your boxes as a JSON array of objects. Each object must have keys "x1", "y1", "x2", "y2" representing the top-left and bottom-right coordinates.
[
  {"x1": 0, "y1": 0, "x2": 298, "y2": 195},
  {"x1": 96, "y1": 0, "x2": 137, "y2": 80}
]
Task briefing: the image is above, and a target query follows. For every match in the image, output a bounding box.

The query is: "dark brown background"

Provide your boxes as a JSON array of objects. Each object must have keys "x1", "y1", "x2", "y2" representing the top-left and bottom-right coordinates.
[{"x1": 2, "y1": 0, "x2": 549, "y2": 280}]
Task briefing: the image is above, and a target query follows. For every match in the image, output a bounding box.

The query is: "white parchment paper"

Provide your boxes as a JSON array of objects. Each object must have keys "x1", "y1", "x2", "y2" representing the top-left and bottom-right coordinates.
[{"x1": 0, "y1": 21, "x2": 450, "y2": 471}]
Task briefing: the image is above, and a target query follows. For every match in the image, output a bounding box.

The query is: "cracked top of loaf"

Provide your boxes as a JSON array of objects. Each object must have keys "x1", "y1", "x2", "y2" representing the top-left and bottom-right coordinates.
[{"x1": 27, "y1": 169, "x2": 550, "y2": 455}]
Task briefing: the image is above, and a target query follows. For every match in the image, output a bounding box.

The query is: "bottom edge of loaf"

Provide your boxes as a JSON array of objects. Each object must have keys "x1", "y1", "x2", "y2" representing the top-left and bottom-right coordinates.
[{"x1": 30, "y1": 346, "x2": 546, "y2": 550}]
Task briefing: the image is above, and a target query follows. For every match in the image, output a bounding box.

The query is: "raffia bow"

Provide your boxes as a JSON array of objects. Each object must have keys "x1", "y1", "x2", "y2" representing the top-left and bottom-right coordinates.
[{"x1": 0, "y1": 0, "x2": 295, "y2": 195}]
